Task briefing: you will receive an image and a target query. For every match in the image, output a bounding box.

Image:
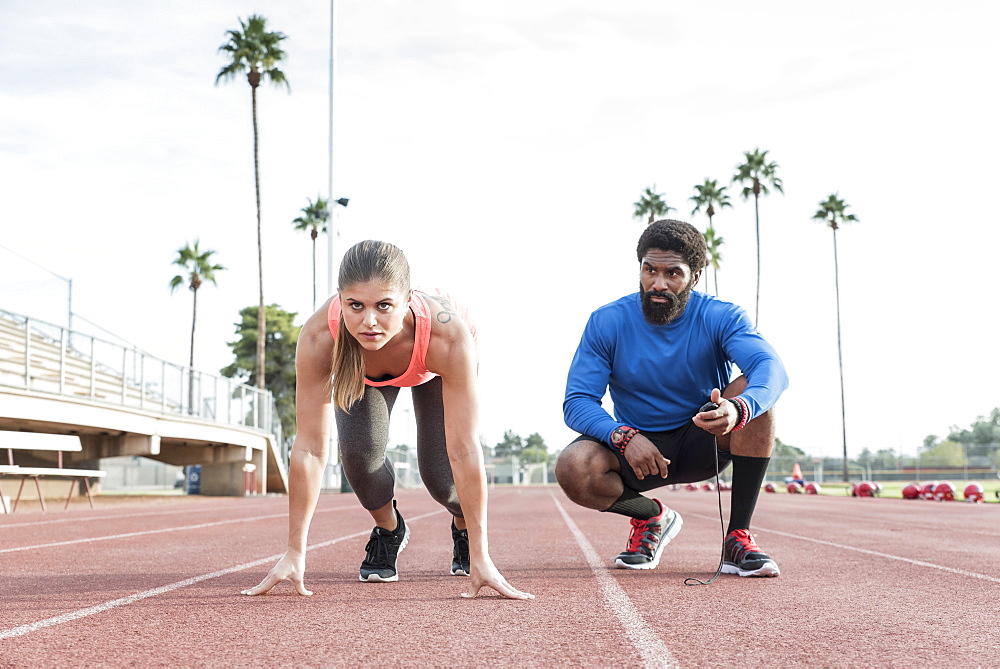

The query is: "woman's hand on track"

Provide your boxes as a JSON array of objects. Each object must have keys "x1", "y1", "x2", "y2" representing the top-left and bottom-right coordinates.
[
  {"x1": 461, "y1": 557, "x2": 534, "y2": 600},
  {"x1": 241, "y1": 550, "x2": 312, "y2": 596}
]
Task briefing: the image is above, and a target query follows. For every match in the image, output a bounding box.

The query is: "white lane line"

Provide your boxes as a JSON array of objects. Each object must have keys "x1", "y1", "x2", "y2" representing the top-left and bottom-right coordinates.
[
  {"x1": 0, "y1": 509, "x2": 446, "y2": 640},
  {"x1": 0, "y1": 502, "x2": 289, "y2": 528},
  {"x1": 684, "y1": 511, "x2": 1000, "y2": 585},
  {"x1": 1, "y1": 508, "x2": 228, "y2": 528},
  {"x1": 0, "y1": 513, "x2": 287, "y2": 554},
  {"x1": 0, "y1": 504, "x2": 357, "y2": 554},
  {"x1": 549, "y1": 491, "x2": 680, "y2": 669}
]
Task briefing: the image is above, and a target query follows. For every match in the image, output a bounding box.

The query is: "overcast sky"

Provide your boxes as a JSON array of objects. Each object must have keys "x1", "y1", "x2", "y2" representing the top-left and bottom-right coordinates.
[{"x1": 2, "y1": 1, "x2": 998, "y2": 459}]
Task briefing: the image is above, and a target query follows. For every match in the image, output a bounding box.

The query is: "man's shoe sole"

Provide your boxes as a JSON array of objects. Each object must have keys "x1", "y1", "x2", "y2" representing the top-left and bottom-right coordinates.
[
  {"x1": 359, "y1": 525, "x2": 410, "y2": 582},
  {"x1": 721, "y1": 560, "x2": 780, "y2": 577},
  {"x1": 614, "y1": 511, "x2": 683, "y2": 570},
  {"x1": 450, "y1": 566, "x2": 470, "y2": 577}
]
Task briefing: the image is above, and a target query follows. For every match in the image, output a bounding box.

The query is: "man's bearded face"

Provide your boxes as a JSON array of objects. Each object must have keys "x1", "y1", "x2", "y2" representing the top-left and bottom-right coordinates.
[{"x1": 640, "y1": 282, "x2": 693, "y2": 325}]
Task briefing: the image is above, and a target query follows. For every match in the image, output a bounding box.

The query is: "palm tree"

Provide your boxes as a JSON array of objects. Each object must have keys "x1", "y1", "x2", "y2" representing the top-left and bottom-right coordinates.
[
  {"x1": 812, "y1": 193, "x2": 858, "y2": 482},
  {"x1": 169, "y1": 240, "x2": 225, "y2": 413},
  {"x1": 690, "y1": 178, "x2": 732, "y2": 233},
  {"x1": 691, "y1": 179, "x2": 731, "y2": 296},
  {"x1": 732, "y1": 148, "x2": 784, "y2": 326},
  {"x1": 216, "y1": 14, "x2": 290, "y2": 390},
  {"x1": 292, "y1": 195, "x2": 330, "y2": 311},
  {"x1": 633, "y1": 186, "x2": 675, "y2": 225},
  {"x1": 703, "y1": 227, "x2": 724, "y2": 295}
]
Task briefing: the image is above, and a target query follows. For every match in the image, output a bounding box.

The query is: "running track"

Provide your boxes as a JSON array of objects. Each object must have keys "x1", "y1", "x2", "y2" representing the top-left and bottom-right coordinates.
[{"x1": 2, "y1": 487, "x2": 997, "y2": 667}]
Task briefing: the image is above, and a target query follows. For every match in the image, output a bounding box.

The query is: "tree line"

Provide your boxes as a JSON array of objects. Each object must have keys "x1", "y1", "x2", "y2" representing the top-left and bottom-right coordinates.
[{"x1": 491, "y1": 430, "x2": 551, "y2": 464}]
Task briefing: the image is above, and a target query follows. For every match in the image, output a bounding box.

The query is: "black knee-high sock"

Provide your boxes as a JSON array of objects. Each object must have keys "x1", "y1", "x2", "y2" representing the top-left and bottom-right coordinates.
[
  {"x1": 728, "y1": 454, "x2": 770, "y2": 533},
  {"x1": 602, "y1": 488, "x2": 661, "y2": 520}
]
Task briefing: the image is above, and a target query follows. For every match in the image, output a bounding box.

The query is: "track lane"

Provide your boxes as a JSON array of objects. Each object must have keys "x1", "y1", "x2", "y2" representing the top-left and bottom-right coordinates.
[{"x1": 2, "y1": 487, "x2": 997, "y2": 666}]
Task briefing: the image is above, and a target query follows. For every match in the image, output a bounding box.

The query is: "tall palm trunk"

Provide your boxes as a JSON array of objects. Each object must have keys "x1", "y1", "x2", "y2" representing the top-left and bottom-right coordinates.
[
  {"x1": 310, "y1": 229, "x2": 318, "y2": 311},
  {"x1": 753, "y1": 184, "x2": 761, "y2": 326},
  {"x1": 832, "y1": 226, "x2": 848, "y2": 482},
  {"x1": 708, "y1": 213, "x2": 719, "y2": 295},
  {"x1": 250, "y1": 73, "x2": 266, "y2": 391},
  {"x1": 189, "y1": 286, "x2": 198, "y2": 414}
]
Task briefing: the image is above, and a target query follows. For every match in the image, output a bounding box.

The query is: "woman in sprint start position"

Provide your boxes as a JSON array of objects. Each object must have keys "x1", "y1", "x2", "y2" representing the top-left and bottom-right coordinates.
[{"x1": 243, "y1": 240, "x2": 532, "y2": 600}]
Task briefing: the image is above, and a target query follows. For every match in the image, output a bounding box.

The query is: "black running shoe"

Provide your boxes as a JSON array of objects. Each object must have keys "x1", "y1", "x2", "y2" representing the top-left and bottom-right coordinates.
[
  {"x1": 614, "y1": 499, "x2": 682, "y2": 570},
  {"x1": 450, "y1": 519, "x2": 470, "y2": 576},
  {"x1": 359, "y1": 502, "x2": 410, "y2": 582},
  {"x1": 721, "y1": 529, "x2": 780, "y2": 577}
]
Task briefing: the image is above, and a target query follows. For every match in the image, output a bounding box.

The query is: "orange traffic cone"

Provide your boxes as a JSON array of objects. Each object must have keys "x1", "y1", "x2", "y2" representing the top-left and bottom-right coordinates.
[{"x1": 791, "y1": 462, "x2": 803, "y2": 481}]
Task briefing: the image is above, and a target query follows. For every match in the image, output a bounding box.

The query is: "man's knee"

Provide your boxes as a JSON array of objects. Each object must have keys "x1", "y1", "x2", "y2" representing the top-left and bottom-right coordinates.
[
  {"x1": 725, "y1": 407, "x2": 775, "y2": 458},
  {"x1": 556, "y1": 439, "x2": 618, "y2": 493},
  {"x1": 554, "y1": 445, "x2": 580, "y2": 486},
  {"x1": 718, "y1": 376, "x2": 776, "y2": 457},
  {"x1": 555, "y1": 441, "x2": 599, "y2": 489}
]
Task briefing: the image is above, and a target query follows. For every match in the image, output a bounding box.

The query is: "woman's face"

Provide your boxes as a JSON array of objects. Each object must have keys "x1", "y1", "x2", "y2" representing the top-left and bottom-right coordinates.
[{"x1": 339, "y1": 281, "x2": 410, "y2": 351}]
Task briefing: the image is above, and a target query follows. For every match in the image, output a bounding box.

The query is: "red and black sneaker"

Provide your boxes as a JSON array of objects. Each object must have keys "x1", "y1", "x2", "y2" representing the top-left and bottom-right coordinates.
[
  {"x1": 614, "y1": 500, "x2": 683, "y2": 570},
  {"x1": 722, "y1": 529, "x2": 780, "y2": 577}
]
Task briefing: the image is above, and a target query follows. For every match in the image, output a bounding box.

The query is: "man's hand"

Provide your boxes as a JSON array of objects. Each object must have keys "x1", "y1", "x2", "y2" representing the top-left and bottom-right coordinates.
[
  {"x1": 622, "y1": 433, "x2": 670, "y2": 480},
  {"x1": 241, "y1": 550, "x2": 312, "y2": 596},
  {"x1": 692, "y1": 387, "x2": 736, "y2": 436}
]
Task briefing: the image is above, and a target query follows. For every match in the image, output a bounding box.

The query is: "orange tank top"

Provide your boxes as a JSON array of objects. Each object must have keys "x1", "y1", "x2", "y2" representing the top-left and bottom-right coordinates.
[{"x1": 327, "y1": 289, "x2": 476, "y2": 388}]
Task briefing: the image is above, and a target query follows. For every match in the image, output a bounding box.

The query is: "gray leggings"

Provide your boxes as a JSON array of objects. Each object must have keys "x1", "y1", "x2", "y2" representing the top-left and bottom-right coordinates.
[{"x1": 335, "y1": 376, "x2": 463, "y2": 517}]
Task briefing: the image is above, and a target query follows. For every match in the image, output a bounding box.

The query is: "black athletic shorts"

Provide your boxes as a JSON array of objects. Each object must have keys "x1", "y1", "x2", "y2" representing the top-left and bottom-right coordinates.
[{"x1": 573, "y1": 420, "x2": 732, "y2": 493}]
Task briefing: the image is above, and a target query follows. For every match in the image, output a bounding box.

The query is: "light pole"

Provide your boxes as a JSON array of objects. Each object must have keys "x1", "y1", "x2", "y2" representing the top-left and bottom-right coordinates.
[
  {"x1": 327, "y1": 1, "x2": 355, "y2": 493},
  {"x1": 327, "y1": 0, "x2": 339, "y2": 299},
  {"x1": 322, "y1": 197, "x2": 350, "y2": 298}
]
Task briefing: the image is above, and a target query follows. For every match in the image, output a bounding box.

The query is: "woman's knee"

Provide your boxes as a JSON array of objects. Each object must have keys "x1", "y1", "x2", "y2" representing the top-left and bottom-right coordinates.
[{"x1": 424, "y1": 480, "x2": 462, "y2": 516}]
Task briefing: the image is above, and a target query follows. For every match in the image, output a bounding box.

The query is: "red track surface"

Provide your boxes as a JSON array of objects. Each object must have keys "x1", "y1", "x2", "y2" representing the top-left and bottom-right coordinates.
[{"x1": 2, "y1": 486, "x2": 997, "y2": 667}]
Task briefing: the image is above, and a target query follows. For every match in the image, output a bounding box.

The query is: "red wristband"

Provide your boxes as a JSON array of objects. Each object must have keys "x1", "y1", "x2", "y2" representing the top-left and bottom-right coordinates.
[
  {"x1": 729, "y1": 397, "x2": 750, "y2": 431},
  {"x1": 610, "y1": 426, "x2": 639, "y2": 453}
]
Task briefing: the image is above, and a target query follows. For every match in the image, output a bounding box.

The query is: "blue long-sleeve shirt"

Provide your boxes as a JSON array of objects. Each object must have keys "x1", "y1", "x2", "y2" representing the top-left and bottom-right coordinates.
[{"x1": 563, "y1": 291, "x2": 788, "y2": 446}]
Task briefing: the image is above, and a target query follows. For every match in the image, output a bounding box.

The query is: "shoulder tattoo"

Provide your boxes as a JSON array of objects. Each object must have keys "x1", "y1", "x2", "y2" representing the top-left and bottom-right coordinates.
[{"x1": 427, "y1": 294, "x2": 456, "y2": 324}]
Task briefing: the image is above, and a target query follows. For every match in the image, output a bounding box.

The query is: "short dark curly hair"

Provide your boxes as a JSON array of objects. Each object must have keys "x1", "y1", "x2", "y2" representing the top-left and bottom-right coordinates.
[{"x1": 636, "y1": 219, "x2": 707, "y2": 274}]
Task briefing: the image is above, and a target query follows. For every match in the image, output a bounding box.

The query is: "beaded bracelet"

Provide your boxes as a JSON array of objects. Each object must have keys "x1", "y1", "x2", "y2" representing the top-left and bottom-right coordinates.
[
  {"x1": 609, "y1": 425, "x2": 639, "y2": 454},
  {"x1": 728, "y1": 397, "x2": 750, "y2": 431}
]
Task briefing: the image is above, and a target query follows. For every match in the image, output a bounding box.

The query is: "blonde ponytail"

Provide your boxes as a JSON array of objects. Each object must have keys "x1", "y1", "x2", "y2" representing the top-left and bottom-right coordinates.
[{"x1": 332, "y1": 316, "x2": 366, "y2": 411}]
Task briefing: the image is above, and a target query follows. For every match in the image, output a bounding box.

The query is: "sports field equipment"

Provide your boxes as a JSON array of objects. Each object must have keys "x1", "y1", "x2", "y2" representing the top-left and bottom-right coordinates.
[
  {"x1": 920, "y1": 482, "x2": 938, "y2": 499},
  {"x1": 359, "y1": 503, "x2": 410, "y2": 582},
  {"x1": 614, "y1": 500, "x2": 682, "y2": 570},
  {"x1": 854, "y1": 481, "x2": 878, "y2": 497},
  {"x1": 764, "y1": 482, "x2": 777, "y2": 493},
  {"x1": 787, "y1": 481, "x2": 803, "y2": 494},
  {"x1": 902, "y1": 483, "x2": 920, "y2": 499},
  {"x1": 721, "y1": 529, "x2": 780, "y2": 577},
  {"x1": 933, "y1": 481, "x2": 955, "y2": 501},
  {"x1": 963, "y1": 483, "x2": 985, "y2": 503},
  {"x1": 805, "y1": 481, "x2": 822, "y2": 495},
  {"x1": 450, "y1": 520, "x2": 470, "y2": 576}
]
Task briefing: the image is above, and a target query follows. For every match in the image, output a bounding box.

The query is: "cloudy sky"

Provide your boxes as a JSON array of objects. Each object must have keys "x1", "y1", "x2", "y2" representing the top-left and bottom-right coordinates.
[{"x1": 2, "y1": 1, "x2": 998, "y2": 460}]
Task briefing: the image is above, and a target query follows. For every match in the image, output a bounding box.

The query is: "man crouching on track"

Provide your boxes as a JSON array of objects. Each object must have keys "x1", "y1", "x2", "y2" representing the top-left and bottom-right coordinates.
[{"x1": 556, "y1": 220, "x2": 789, "y2": 577}]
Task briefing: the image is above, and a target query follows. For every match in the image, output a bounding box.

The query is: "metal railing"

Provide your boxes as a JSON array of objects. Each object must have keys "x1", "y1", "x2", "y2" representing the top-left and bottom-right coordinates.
[{"x1": 0, "y1": 308, "x2": 281, "y2": 444}]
